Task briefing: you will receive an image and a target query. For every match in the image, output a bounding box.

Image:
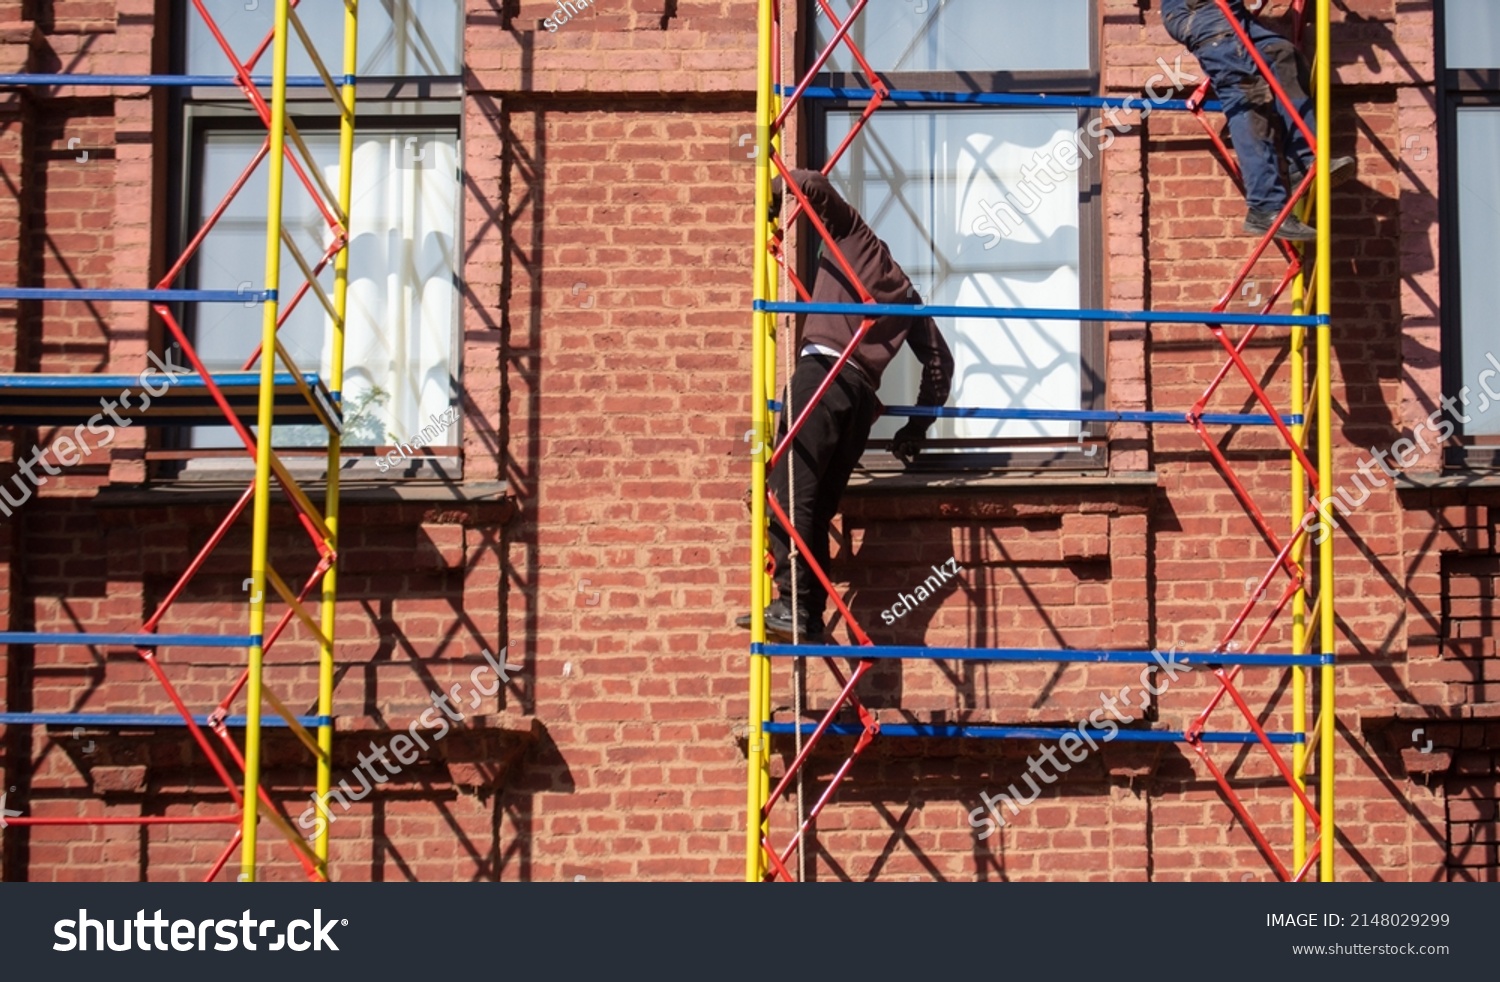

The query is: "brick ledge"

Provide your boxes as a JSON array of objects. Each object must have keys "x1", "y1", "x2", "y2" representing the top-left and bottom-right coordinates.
[
  {"x1": 847, "y1": 470, "x2": 1159, "y2": 493},
  {"x1": 91, "y1": 480, "x2": 514, "y2": 506}
]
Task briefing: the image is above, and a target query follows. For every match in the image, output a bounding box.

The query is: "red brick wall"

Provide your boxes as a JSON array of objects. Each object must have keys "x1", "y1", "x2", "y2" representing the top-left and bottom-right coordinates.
[
  {"x1": 494, "y1": 92, "x2": 754, "y2": 879},
  {"x1": 1, "y1": 0, "x2": 1496, "y2": 882}
]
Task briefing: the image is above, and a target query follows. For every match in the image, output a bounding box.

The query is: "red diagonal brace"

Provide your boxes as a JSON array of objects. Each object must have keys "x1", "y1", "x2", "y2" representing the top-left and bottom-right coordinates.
[
  {"x1": 765, "y1": 707, "x2": 879, "y2": 880},
  {"x1": 765, "y1": 493, "x2": 873, "y2": 647},
  {"x1": 1190, "y1": 740, "x2": 1292, "y2": 881},
  {"x1": 1210, "y1": 0, "x2": 1318, "y2": 153}
]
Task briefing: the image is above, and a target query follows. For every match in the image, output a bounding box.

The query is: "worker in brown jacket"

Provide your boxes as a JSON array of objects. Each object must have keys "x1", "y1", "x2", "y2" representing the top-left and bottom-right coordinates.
[{"x1": 741, "y1": 169, "x2": 954, "y2": 642}]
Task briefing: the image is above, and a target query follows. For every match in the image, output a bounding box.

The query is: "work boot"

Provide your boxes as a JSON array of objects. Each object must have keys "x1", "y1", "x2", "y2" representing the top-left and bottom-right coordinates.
[
  {"x1": 735, "y1": 597, "x2": 824, "y2": 642},
  {"x1": 1288, "y1": 155, "x2": 1357, "y2": 193},
  {"x1": 1244, "y1": 209, "x2": 1317, "y2": 242}
]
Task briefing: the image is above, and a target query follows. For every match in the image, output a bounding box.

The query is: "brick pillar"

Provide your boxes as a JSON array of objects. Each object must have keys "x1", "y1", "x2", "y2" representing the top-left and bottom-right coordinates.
[
  {"x1": 106, "y1": 1, "x2": 156, "y2": 484},
  {"x1": 0, "y1": 5, "x2": 34, "y2": 881}
]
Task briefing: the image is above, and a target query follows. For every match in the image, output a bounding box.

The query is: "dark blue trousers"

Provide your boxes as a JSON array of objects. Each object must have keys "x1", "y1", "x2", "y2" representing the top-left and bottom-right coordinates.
[{"x1": 1161, "y1": 0, "x2": 1316, "y2": 212}]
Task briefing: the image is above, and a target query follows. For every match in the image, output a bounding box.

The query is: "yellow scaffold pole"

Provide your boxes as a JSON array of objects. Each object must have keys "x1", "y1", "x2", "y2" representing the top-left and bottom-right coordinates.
[
  {"x1": 1287, "y1": 0, "x2": 1326, "y2": 881},
  {"x1": 240, "y1": 0, "x2": 292, "y2": 883},
  {"x1": 1290, "y1": 236, "x2": 1309, "y2": 874},
  {"x1": 746, "y1": 0, "x2": 775, "y2": 884},
  {"x1": 1314, "y1": 0, "x2": 1337, "y2": 883},
  {"x1": 312, "y1": 0, "x2": 360, "y2": 879}
]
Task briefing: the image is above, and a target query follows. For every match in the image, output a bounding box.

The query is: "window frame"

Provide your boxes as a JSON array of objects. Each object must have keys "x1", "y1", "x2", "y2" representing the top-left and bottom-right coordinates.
[
  {"x1": 1437, "y1": 0, "x2": 1500, "y2": 471},
  {"x1": 157, "y1": 3, "x2": 466, "y2": 481},
  {"x1": 802, "y1": 2, "x2": 1106, "y2": 473}
]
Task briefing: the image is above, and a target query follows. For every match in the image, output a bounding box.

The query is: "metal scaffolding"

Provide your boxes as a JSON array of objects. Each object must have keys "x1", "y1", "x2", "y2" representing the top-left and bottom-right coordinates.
[
  {"x1": 746, "y1": 0, "x2": 1338, "y2": 882},
  {"x1": 0, "y1": 0, "x2": 359, "y2": 882}
]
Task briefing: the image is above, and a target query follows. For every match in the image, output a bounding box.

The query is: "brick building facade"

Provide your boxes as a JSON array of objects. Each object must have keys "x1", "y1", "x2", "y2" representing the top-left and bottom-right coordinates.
[{"x1": 0, "y1": 0, "x2": 1495, "y2": 881}]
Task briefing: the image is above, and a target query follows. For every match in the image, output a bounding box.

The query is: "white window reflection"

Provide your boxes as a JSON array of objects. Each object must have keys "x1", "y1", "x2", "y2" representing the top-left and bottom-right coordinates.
[
  {"x1": 827, "y1": 109, "x2": 1084, "y2": 446},
  {"x1": 1446, "y1": 0, "x2": 1500, "y2": 70},
  {"x1": 185, "y1": 0, "x2": 462, "y2": 77},
  {"x1": 1455, "y1": 106, "x2": 1500, "y2": 437},
  {"x1": 814, "y1": 0, "x2": 1090, "y2": 74}
]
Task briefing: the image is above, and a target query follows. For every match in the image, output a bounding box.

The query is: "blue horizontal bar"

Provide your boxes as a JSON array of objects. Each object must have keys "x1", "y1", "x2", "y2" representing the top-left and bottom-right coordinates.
[
  {"x1": 0, "y1": 633, "x2": 258, "y2": 648},
  {"x1": 0, "y1": 713, "x2": 332, "y2": 728},
  {"x1": 754, "y1": 300, "x2": 1326, "y2": 328},
  {"x1": 753, "y1": 643, "x2": 1332, "y2": 668},
  {"x1": 777, "y1": 84, "x2": 1222, "y2": 114},
  {"x1": 0, "y1": 288, "x2": 273, "y2": 303},
  {"x1": 0, "y1": 74, "x2": 350, "y2": 88},
  {"x1": 221, "y1": 715, "x2": 331, "y2": 728},
  {"x1": 884, "y1": 405, "x2": 1303, "y2": 427},
  {"x1": 763, "y1": 722, "x2": 1300, "y2": 744},
  {"x1": 0, "y1": 372, "x2": 321, "y2": 391}
]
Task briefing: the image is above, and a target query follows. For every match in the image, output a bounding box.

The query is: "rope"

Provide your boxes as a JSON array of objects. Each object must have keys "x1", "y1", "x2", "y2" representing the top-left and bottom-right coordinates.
[
  {"x1": 774, "y1": 158, "x2": 807, "y2": 880},
  {"x1": 774, "y1": 18, "x2": 805, "y2": 877},
  {"x1": 784, "y1": 298, "x2": 807, "y2": 882}
]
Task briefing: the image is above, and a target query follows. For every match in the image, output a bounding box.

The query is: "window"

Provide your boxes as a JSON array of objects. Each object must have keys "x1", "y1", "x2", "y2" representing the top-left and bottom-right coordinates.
[
  {"x1": 173, "y1": 1, "x2": 463, "y2": 469},
  {"x1": 819, "y1": 0, "x2": 1091, "y2": 75},
  {"x1": 183, "y1": 2, "x2": 462, "y2": 78},
  {"x1": 810, "y1": 0, "x2": 1102, "y2": 469},
  {"x1": 1440, "y1": 0, "x2": 1500, "y2": 467}
]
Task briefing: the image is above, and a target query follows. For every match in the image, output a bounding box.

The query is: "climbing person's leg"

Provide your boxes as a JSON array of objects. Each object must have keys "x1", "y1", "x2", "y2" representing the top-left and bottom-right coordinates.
[
  {"x1": 1249, "y1": 22, "x2": 1316, "y2": 173},
  {"x1": 804, "y1": 367, "x2": 877, "y2": 634}
]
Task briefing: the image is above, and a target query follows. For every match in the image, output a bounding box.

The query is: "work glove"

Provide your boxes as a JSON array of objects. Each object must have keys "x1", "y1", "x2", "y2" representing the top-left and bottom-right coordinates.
[
  {"x1": 890, "y1": 418, "x2": 930, "y2": 465},
  {"x1": 767, "y1": 177, "x2": 784, "y2": 225}
]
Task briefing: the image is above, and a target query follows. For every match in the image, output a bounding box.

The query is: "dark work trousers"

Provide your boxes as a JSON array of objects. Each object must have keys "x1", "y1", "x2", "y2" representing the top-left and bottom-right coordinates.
[
  {"x1": 1162, "y1": 3, "x2": 1316, "y2": 213},
  {"x1": 767, "y1": 352, "x2": 878, "y2": 628}
]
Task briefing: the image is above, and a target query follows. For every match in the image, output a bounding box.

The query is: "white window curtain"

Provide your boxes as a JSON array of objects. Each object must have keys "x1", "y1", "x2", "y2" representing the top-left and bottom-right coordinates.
[
  {"x1": 827, "y1": 109, "x2": 1083, "y2": 446},
  {"x1": 190, "y1": 128, "x2": 461, "y2": 448}
]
